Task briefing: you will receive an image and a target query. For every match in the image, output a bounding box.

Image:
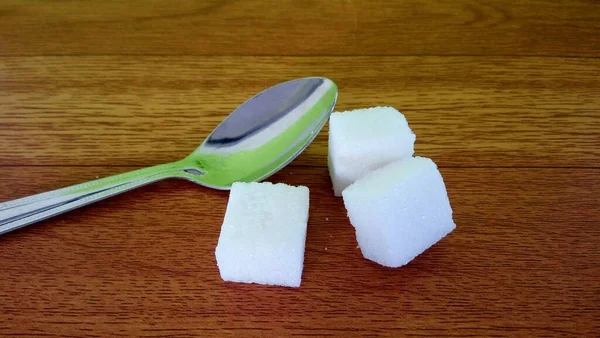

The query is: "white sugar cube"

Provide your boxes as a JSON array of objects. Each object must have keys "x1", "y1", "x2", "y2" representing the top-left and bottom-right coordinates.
[
  {"x1": 342, "y1": 157, "x2": 455, "y2": 267},
  {"x1": 328, "y1": 106, "x2": 415, "y2": 196},
  {"x1": 215, "y1": 182, "x2": 309, "y2": 287}
]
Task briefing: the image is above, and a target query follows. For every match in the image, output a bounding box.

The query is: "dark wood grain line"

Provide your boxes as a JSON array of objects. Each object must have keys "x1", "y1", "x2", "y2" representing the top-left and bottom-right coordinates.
[
  {"x1": 1, "y1": 54, "x2": 600, "y2": 59},
  {"x1": 1, "y1": 165, "x2": 600, "y2": 169}
]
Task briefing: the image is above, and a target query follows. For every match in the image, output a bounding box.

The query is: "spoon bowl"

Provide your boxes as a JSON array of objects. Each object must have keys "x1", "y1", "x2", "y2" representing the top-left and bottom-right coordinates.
[
  {"x1": 187, "y1": 77, "x2": 337, "y2": 188},
  {"x1": 0, "y1": 77, "x2": 338, "y2": 235}
]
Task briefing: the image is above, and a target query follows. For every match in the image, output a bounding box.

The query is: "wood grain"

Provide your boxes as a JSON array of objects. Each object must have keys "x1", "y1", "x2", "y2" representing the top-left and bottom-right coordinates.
[
  {"x1": 1, "y1": 0, "x2": 599, "y2": 57},
  {"x1": 1, "y1": 56, "x2": 598, "y2": 168},
  {"x1": 1, "y1": 0, "x2": 599, "y2": 337},
  {"x1": 0, "y1": 166, "x2": 598, "y2": 337}
]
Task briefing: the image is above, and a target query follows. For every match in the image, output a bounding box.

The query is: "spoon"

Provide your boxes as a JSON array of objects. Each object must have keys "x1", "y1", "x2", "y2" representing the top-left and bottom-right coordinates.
[{"x1": 0, "y1": 77, "x2": 338, "y2": 235}]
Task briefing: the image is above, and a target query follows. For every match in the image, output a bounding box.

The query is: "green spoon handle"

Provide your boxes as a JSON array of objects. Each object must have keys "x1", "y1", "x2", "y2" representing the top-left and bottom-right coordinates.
[{"x1": 0, "y1": 161, "x2": 189, "y2": 235}]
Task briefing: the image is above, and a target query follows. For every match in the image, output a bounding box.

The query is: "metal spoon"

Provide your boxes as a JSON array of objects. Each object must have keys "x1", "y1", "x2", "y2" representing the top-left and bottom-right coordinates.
[{"x1": 0, "y1": 77, "x2": 338, "y2": 235}]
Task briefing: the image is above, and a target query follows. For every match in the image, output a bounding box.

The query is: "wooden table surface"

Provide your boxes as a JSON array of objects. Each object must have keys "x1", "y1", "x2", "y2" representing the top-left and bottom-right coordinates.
[{"x1": 1, "y1": 1, "x2": 599, "y2": 337}]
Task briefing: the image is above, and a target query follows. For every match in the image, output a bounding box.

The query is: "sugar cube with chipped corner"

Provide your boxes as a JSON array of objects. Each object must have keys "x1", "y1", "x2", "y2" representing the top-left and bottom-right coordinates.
[
  {"x1": 328, "y1": 106, "x2": 415, "y2": 196},
  {"x1": 215, "y1": 181, "x2": 309, "y2": 287},
  {"x1": 342, "y1": 156, "x2": 455, "y2": 268}
]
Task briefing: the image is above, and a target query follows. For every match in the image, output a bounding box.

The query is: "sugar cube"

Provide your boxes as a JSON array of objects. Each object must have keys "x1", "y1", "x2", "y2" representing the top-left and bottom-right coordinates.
[
  {"x1": 342, "y1": 157, "x2": 455, "y2": 267},
  {"x1": 328, "y1": 106, "x2": 415, "y2": 196},
  {"x1": 215, "y1": 182, "x2": 309, "y2": 287}
]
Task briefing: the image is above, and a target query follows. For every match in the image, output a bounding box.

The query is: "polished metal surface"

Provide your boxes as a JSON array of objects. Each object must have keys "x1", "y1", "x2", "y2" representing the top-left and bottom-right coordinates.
[{"x1": 0, "y1": 77, "x2": 338, "y2": 235}]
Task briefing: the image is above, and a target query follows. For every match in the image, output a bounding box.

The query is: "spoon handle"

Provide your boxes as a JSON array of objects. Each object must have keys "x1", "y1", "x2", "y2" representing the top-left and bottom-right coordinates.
[{"x1": 0, "y1": 162, "x2": 188, "y2": 236}]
